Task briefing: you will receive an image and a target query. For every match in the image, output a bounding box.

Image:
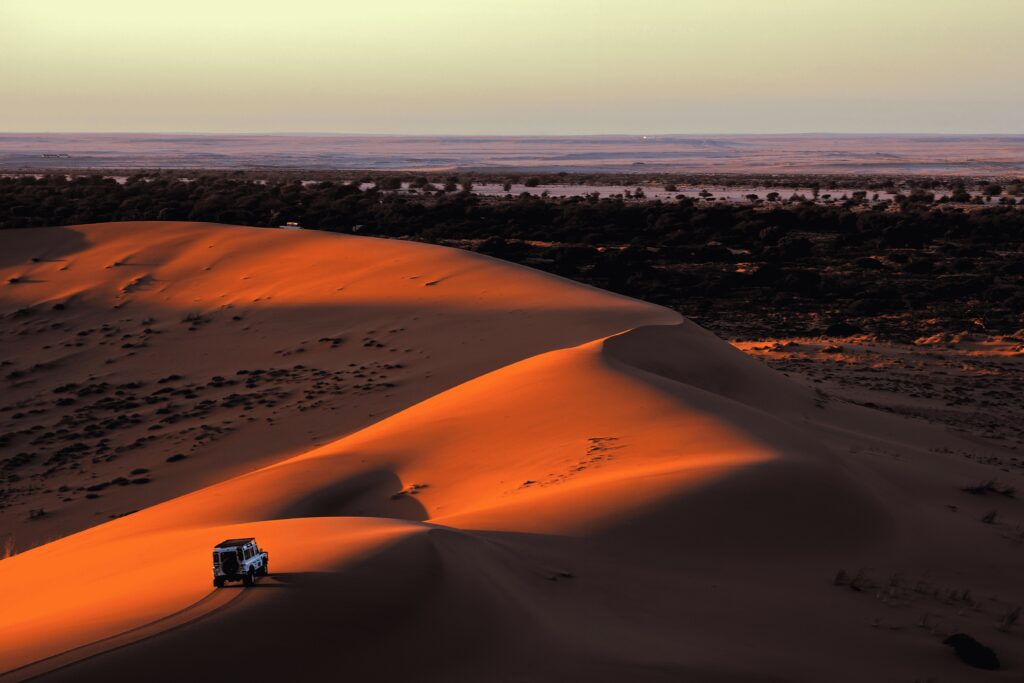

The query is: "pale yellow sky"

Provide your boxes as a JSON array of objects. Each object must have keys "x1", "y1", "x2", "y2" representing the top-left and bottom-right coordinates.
[{"x1": 1, "y1": 0, "x2": 1021, "y2": 133}]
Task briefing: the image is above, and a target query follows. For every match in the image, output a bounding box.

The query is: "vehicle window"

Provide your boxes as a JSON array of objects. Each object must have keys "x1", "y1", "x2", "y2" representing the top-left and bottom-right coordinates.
[{"x1": 212, "y1": 552, "x2": 219, "y2": 563}]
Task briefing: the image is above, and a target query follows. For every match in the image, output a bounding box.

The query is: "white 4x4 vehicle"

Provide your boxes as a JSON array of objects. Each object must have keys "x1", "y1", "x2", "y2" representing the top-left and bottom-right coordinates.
[{"x1": 213, "y1": 538, "x2": 269, "y2": 587}]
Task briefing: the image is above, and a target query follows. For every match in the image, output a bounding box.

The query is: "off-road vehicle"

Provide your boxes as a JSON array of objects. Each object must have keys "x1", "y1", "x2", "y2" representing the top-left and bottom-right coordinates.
[{"x1": 213, "y1": 538, "x2": 269, "y2": 587}]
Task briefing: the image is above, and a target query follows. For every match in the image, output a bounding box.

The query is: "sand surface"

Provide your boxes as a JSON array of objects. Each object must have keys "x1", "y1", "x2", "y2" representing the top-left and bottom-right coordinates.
[{"x1": 1, "y1": 223, "x2": 1022, "y2": 681}]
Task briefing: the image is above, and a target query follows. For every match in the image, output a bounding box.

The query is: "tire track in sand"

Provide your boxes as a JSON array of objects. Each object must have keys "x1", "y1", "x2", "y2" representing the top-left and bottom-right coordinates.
[{"x1": 0, "y1": 581, "x2": 270, "y2": 682}]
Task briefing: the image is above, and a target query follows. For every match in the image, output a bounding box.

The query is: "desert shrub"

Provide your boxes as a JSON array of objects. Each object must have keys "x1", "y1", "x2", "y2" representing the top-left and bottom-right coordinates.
[
  {"x1": 998, "y1": 606, "x2": 1021, "y2": 632},
  {"x1": 943, "y1": 633, "x2": 999, "y2": 670},
  {"x1": 961, "y1": 480, "x2": 1016, "y2": 497}
]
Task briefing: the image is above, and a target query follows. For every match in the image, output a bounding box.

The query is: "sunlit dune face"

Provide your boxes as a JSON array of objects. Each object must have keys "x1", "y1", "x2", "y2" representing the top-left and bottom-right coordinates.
[
  {"x1": 318, "y1": 341, "x2": 776, "y2": 534},
  {"x1": 116, "y1": 323, "x2": 777, "y2": 537},
  {"x1": 1, "y1": 222, "x2": 666, "y2": 313}
]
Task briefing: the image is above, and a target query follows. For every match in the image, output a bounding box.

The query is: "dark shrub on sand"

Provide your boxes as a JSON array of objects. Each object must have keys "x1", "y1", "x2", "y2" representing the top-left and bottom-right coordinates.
[{"x1": 943, "y1": 633, "x2": 999, "y2": 670}]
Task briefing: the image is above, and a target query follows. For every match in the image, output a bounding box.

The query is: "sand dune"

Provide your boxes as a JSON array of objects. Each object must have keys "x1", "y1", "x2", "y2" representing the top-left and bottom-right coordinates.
[
  {"x1": 0, "y1": 222, "x2": 670, "y2": 550},
  {"x1": 1, "y1": 223, "x2": 1022, "y2": 681}
]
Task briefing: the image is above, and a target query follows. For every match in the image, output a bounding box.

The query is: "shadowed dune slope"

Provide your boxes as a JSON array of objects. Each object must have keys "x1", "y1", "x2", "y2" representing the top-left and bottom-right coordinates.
[{"x1": 1, "y1": 223, "x2": 1022, "y2": 682}]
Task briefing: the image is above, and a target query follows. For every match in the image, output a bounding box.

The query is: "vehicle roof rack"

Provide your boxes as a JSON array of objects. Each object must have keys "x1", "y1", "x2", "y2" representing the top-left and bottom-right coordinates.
[{"x1": 215, "y1": 538, "x2": 255, "y2": 548}]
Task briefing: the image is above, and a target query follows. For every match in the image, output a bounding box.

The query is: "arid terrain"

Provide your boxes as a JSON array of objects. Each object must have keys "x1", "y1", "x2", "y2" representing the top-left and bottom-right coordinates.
[
  {"x1": 736, "y1": 335, "x2": 1024, "y2": 454},
  {"x1": 4, "y1": 133, "x2": 1024, "y2": 174},
  {"x1": 1, "y1": 222, "x2": 1023, "y2": 681}
]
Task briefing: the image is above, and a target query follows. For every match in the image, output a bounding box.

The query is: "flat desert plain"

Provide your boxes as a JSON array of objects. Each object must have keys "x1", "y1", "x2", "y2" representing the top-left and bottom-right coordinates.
[
  {"x1": 4, "y1": 133, "x2": 1024, "y2": 174},
  {"x1": 0, "y1": 223, "x2": 1022, "y2": 681}
]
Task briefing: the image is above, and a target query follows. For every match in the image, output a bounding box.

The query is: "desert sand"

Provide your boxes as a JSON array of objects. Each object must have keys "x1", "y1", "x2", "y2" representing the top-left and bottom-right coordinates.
[{"x1": 1, "y1": 222, "x2": 1022, "y2": 681}]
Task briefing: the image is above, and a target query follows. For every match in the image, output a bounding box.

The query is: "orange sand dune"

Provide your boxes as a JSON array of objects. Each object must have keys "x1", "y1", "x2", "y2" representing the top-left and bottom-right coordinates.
[
  {"x1": 1, "y1": 223, "x2": 1022, "y2": 681},
  {"x1": 0, "y1": 222, "x2": 671, "y2": 550}
]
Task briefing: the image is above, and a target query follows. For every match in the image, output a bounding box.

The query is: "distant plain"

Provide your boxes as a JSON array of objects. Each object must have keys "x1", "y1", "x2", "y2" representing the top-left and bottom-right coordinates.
[{"x1": 4, "y1": 133, "x2": 1024, "y2": 174}]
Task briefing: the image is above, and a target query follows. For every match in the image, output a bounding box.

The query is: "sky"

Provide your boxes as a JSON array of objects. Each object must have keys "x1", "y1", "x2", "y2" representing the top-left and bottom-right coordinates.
[{"x1": 1, "y1": 0, "x2": 1022, "y2": 135}]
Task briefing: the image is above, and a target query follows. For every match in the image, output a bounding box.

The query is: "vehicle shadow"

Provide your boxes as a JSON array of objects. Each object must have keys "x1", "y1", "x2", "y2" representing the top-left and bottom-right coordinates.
[
  {"x1": 216, "y1": 572, "x2": 334, "y2": 589},
  {"x1": 256, "y1": 571, "x2": 332, "y2": 587}
]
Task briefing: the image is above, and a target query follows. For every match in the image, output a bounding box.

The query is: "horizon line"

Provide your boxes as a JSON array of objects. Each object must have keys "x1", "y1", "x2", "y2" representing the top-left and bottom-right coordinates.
[{"x1": 4, "y1": 131, "x2": 1024, "y2": 138}]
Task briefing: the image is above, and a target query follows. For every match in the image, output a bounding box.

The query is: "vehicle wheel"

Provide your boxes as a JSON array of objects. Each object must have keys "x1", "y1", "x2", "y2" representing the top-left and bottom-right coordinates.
[
  {"x1": 243, "y1": 568, "x2": 255, "y2": 587},
  {"x1": 214, "y1": 577, "x2": 225, "y2": 588}
]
